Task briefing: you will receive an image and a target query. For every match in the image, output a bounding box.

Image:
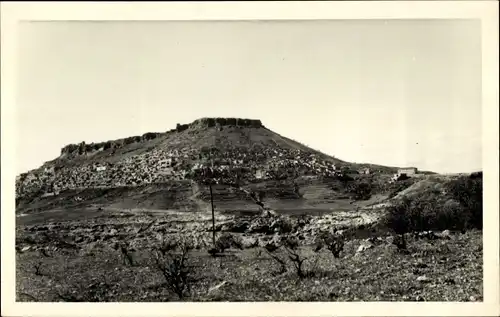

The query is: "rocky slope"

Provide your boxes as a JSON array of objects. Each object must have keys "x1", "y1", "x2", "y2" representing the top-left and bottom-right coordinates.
[{"x1": 16, "y1": 117, "x2": 403, "y2": 213}]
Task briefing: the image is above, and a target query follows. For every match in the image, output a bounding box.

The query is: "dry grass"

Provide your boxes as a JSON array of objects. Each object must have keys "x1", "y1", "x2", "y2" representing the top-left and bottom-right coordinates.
[{"x1": 16, "y1": 226, "x2": 482, "y2": 302}]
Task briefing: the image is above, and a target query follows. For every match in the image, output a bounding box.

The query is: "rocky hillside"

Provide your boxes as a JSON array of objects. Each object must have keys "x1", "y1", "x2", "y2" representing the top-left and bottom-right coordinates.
[{"x1": 16, "y1": 117, "x2": 403, "y2": 213}]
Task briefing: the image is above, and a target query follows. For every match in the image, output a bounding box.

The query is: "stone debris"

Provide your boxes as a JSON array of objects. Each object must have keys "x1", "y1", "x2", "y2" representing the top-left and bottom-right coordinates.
[
  {"x1": 416, "y1": 275, "x2": 430, "y2": 283},
  {"x1": 21, "y1": 246, "x2": 31, "y2": 252},
  {"x1": 356, "y1": 242, "x2": 373, "y2": 254}
]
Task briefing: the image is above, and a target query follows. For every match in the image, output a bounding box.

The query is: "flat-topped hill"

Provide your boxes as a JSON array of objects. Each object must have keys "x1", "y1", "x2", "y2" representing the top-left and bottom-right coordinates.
[{"x1": 15, "y1": 117, "x2": 408, "y2": 212}]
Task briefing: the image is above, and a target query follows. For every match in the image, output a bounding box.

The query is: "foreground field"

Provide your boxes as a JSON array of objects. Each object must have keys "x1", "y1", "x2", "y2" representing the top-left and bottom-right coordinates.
[{"x1": 16, "y1": 208, "x2": 482, "y2": 302}]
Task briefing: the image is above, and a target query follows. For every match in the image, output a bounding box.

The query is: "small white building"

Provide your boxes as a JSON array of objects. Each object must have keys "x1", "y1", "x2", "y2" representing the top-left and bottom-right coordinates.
[
  {"x1": 359, "y1": 167, "x2": 371, "y2": 175},
  {"x1": 165, "y1": 158, "x2": 174, "y2": 167},
  {"x1": 255, "y1": 169, "x2": 265, "y2": 179},
  {"x1": 398, "y1": 167, "x2": 418, "y2": 175},
  {"x1": 96, "y1": 166, "x2": 107, "y2": 172}
]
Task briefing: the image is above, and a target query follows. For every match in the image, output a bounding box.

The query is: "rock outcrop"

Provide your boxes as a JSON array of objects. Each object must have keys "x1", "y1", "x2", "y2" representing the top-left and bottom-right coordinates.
[{"x1": 59, "y1": 118, "x2": 263, "y2": 158}]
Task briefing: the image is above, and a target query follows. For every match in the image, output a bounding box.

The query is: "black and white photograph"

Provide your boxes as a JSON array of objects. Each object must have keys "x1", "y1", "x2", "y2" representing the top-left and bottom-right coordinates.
[{"x1": 1, "y1": 2, "x2": 498, "y2": 317}]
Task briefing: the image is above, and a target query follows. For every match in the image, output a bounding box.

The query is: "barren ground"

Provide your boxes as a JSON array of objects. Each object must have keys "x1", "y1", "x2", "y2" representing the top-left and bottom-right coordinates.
[{"x1": 16, "y1": 206, "x2": 482, "y2": 302}]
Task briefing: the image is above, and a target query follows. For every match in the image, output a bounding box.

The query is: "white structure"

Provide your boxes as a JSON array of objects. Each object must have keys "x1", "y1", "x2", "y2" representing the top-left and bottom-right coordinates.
[
  {"x1": 359, "y1": 167, "x2": 371, "y2": 175},
  {"x1": 398, "y1": 167, "x2": 418, "y2": 175},
  {"x1": 255, "y1": 169, "x2": 265, "y2": 179},
  {"x1": 96, "y1": 166, "x2": 107, "y2": 172}
]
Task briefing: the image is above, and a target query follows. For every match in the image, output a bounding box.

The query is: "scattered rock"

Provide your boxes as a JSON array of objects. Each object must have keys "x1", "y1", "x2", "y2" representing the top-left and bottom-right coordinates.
[
  {"x1": 356, "y1": 242, "x2": 373, "y2": 253},
  {"x1": 241, "y1": 236, "x2": 258, "y2": 249},
  {"x1": 208, "y1": 280, "x2": 228, "y2": 293},
  {"x1": 414, "y1": 231, "x2": 438, "y2": 240},
  {"x1": 437, "y1": 229, "x2": 452, "y2": 239},
  {"x1": 21, "y1": 246, "x2": 31, "y2": 252},
  {"x1": 416, "y1": 275, "x2": 430, "y2": 283}
]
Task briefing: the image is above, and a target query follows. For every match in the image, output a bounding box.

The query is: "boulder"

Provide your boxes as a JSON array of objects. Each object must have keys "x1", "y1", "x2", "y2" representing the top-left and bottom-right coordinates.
[
  {"x1": 416, "y1": 275, "x2": 431, "y2": 283},
  {"x1": 356, "y1": 241, "x2": 373, "y2": 254},
  {"x1": 241, "y1": 236, "x2": 259, "y2": 249},
  {"x1": 437, "y1": 229, "x2": 452, "y2": 239}
]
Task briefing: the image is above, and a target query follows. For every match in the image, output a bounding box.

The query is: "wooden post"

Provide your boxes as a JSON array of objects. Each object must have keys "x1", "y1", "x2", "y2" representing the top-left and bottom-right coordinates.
[{"x1": 210, "y1": 183, "x2": 216, "y2": 247}]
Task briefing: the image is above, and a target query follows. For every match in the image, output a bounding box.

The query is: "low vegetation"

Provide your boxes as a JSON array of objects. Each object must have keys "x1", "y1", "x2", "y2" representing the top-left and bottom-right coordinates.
[
  {"x1": 384, "y1": 173, "x2": 483, "y2": 236},
  {"x1": 16, "y1": 227, "x2": 482, "y2": 302},
  {"x1": 16, "y1": 173, "x2": 483, "y2": 302}
]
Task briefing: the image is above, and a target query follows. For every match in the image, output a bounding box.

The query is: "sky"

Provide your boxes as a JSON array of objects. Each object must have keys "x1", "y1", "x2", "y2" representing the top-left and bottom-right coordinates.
[{"x1": 16, "y1": 19, "x2": 482, "y2": 175}]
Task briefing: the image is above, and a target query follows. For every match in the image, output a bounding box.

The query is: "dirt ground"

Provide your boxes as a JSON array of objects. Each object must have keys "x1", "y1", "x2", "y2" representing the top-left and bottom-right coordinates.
[{"x1": 15, "y1": 207, "x2": 483, "y2": 302}]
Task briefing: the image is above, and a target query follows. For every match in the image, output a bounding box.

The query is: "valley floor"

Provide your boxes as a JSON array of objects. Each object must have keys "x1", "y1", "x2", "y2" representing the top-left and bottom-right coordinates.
[{"x1": 15, "y1": 207, "x2": 482, "y2": 302}]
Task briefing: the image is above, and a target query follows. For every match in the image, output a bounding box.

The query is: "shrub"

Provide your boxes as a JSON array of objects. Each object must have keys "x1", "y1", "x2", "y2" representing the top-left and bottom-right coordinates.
[
  {"x1": 261, "y1": 234, "x2": 321, "y2": 279},
  {"x1": 151, "y1": 238, "x2": 193, "y2": 300},
  {"x1": 446, "y1": 174, "x2": 482, "y2": 229},
  {"x1": 214, "y1": 233, "x2": 243, "y2": 253},
  {"x1": 387, "y1": 179, "x2": 414, "y2": 198},
  {"x1": 270, "y1": 216, "x2": 295, "y2": 234},
  {"x1": 316, "y1": 231, "x2": 345, "y2": 258},
  {"x1": 347, "y1": 182, "x2": 372, "y2": 200},
  {"x1": 113, "y1": 242, "x2": 135, "y2": 266},
  {"x1": 383, "y1": 175, "x2": 483, "y2": 235},
  {"x1": 281, "y1": 235, "x2": 310, "y2": 278}
]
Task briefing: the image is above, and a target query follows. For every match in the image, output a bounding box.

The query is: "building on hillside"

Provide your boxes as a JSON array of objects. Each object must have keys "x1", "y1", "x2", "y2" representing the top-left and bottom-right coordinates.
[
  {"x1": 390, "y1": 167, "x2": 417, "y2": 183},
  {"x1": 164, "y1": 158, "x2": 174, "y2": 167},
  {"x1": 255, "y1": 169, "x2": 265, "y2": 180},
  {"x1": 359, "y1": 167, "x2": 371, "y2": 175},
  {"x1": 397, "y1": 167, "x2": 418, "y2": 175}
]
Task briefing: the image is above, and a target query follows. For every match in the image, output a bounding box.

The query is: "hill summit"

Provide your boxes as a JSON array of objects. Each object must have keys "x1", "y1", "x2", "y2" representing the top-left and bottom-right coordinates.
[{"x1": 15, "y1": 117, "x2": 401, "y2": 213}]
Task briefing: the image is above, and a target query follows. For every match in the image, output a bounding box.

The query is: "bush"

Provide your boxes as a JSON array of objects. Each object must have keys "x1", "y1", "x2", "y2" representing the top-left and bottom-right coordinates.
[
  {"x1": 151, "y1": 238, "x2": 193, "y2": 300},
  {"x1": 446, "y1": 174, "x2": 482, "y2": 229},
  {"x1": 387, "y1": 179, "x2": 415, "y2": 198},
  {"x1": 270, "y1": 216, "x2": 295, "y2": 234},
  {"x1": 347, "y1": 182, "x2": 372, "y2": 200},
  {"x1": 263, "y1": 235, "x2": 320, "y2": 279},
  {"x1": 384, "y1": 175, "x2": 483, "y2": 234},
  {"x1": 316, "y1": 231, "x2": 345, "y2": 258},
  {"x1": 215, "y1": 233, "x2": 243, "y2": 252}
]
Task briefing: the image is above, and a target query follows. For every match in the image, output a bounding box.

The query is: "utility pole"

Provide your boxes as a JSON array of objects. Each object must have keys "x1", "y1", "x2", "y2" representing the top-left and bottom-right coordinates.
[
  {"x1": 210, "y1": 183, "x2": 216, "y2": 247},
  {"x1": 208, "y1": 149, "x2": 216, "y2": 248}
]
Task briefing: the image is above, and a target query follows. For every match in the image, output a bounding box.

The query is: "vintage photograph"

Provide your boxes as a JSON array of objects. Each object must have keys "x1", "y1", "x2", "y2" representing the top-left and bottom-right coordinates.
[{"x1": 10, "y1": 15, "x2": 486, "y2": 304}]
